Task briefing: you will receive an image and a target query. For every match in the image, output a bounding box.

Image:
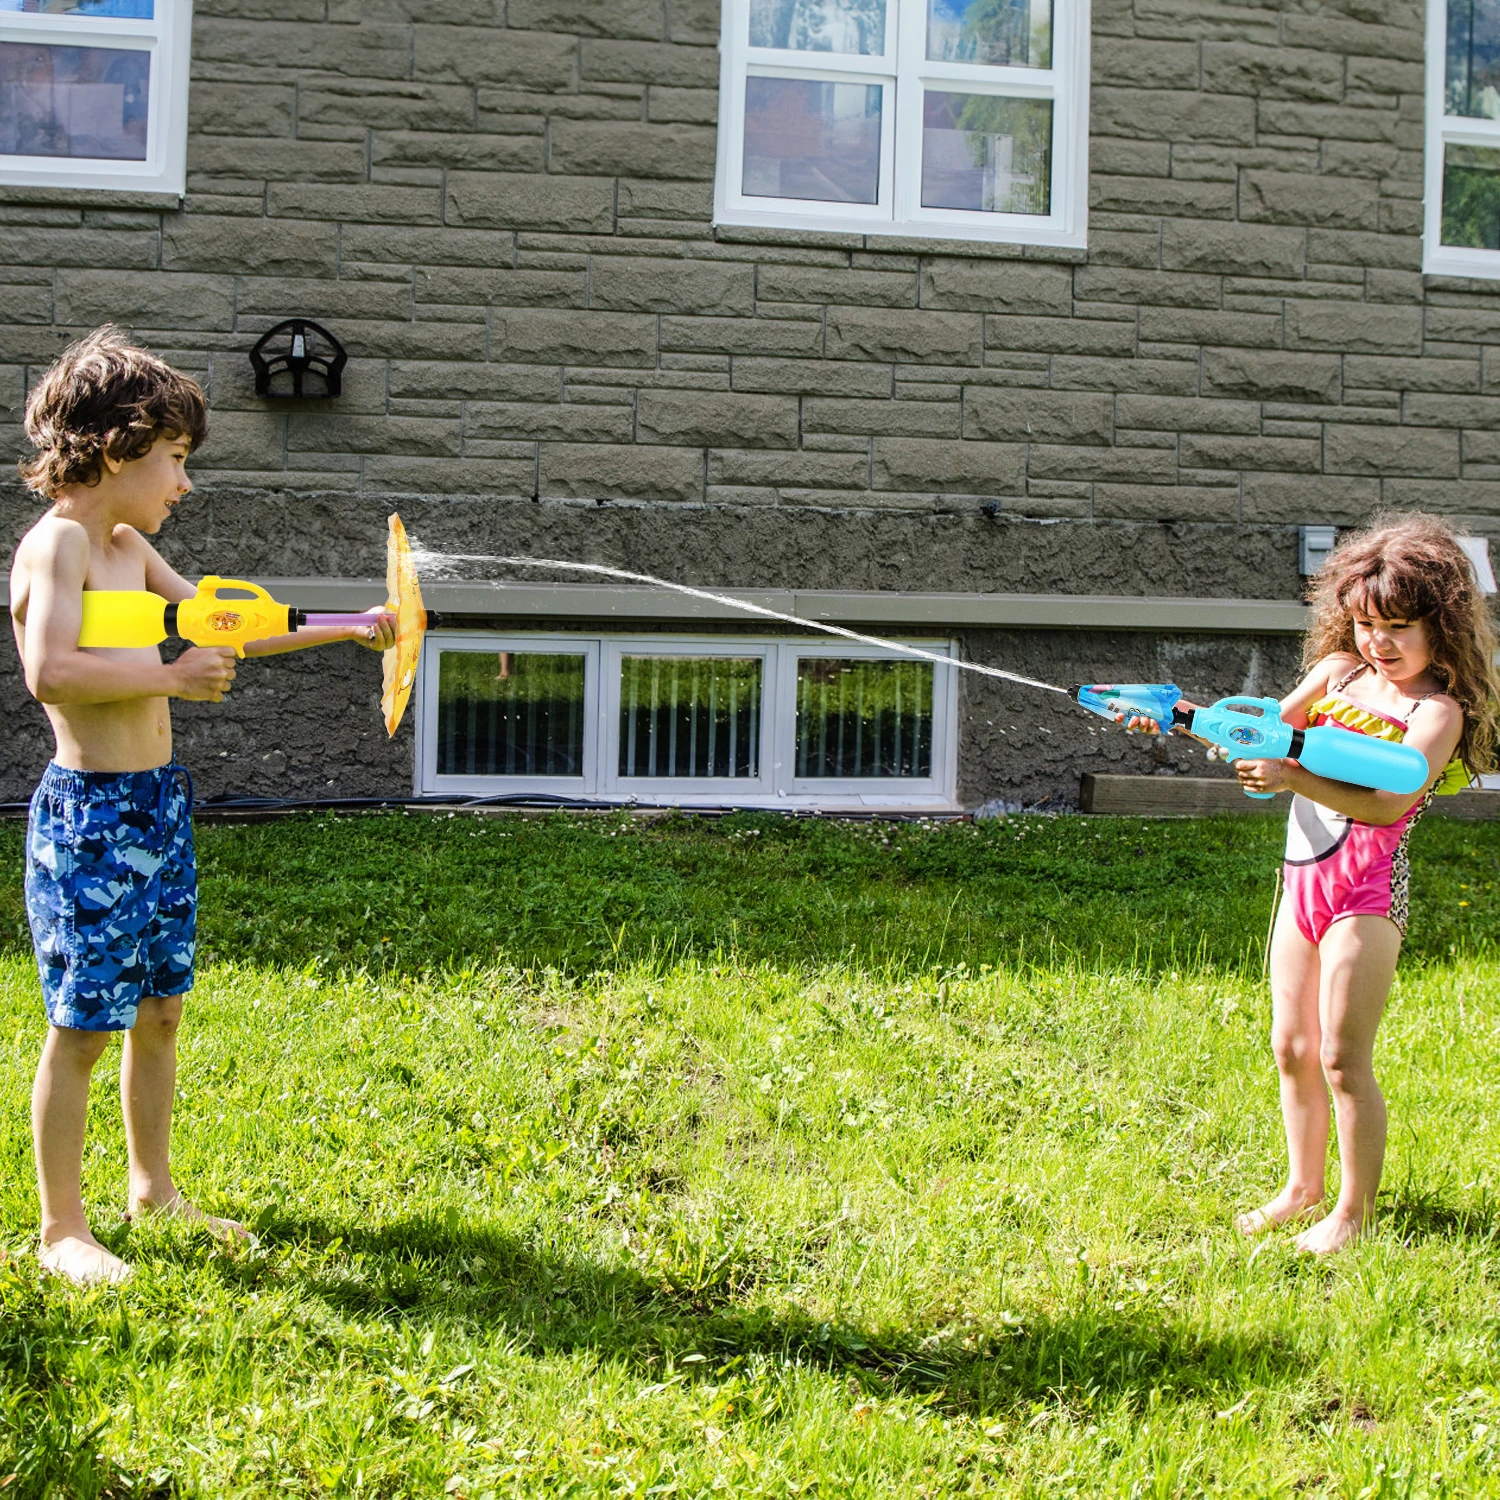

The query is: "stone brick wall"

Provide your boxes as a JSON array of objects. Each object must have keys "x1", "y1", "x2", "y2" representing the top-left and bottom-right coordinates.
[{"x1": 2, "y1": 0, "x2": 1497, "y2": 805}]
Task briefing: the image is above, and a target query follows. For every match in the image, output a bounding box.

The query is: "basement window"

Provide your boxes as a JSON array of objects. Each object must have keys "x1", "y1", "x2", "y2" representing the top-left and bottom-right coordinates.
[
  {"x1": 416, "y1": 633, "x2": 959, "y2": 809},
  {"x1": 713, "y1": 0, "x2": 1090, "y2": 248},
  {"x1": 0, "y1": 0, "x2": 191, "y2": 194},
  {"x1": 1427, "y1": 0, "x2": 1500, "y2": 275}
]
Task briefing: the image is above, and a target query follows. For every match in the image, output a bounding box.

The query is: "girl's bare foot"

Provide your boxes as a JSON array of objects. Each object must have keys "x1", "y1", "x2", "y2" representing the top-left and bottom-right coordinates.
[
  {"x1": 38, "y1": 1233, "x2": 133, "y2": 1286},
  {"x1": 127, "y1": 1193, "x2": 255, "y2": 1245},
  {"x1": 1235, "y1": 1187, "x2": 1324, "y2": 1236},
  {"x1": 1293, "y1": 1211, "x2": 1366, "y2": 1256}
]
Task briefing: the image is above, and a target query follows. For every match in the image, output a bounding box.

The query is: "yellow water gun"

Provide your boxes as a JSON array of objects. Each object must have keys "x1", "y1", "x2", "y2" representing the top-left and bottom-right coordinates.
[{"x1": 79, "y1": 577, "x2": 306, "y2": 659}]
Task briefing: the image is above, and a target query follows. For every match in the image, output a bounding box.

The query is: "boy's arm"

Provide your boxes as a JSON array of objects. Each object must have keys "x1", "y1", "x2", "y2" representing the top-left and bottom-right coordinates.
[
  {"x1": 21, "y1": 524, "x2": 235, "y2": 705},
  {"x1": 139, "y1": 539, "x2": 395, "y2": 658}
]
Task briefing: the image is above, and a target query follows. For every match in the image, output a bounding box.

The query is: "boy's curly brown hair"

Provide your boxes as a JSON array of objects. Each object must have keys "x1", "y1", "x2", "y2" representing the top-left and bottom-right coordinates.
[
  {"x1": 19, "y1": 325, "x2": 208, "y2": 498},
  {"x1": 1304, "y1": 511, "x2": 1500, "y2": 775}
]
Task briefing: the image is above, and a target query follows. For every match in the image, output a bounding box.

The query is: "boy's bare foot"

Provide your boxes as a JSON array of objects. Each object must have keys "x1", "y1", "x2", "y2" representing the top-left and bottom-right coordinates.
[
  {"x1": 128, "y1": 1193, "x2": 255, "y2": 1246},
  {"x1": 1293, "y1": 1212, "x2": 1366, "y2": 1256},
  {"x1": 38, "y1": 1233, "x2": 134, "y2": 1286},
  {"x1": 1235, "y1": 1187, "x2": 1324, "y2": 1236}
]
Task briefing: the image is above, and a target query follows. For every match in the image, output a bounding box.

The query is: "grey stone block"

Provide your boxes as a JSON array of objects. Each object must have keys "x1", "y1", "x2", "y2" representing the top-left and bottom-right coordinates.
[
  {"x1": 55, "y1": 270, "x2": 235, "y2": 331},
  {"x1": 189, "y1": 81, "x2": 296, "y2": 136},
  {"x1": 1405, "y1": 393, "x2": 1500, "y2": 428},
  {"x1": 1285, "y1": 299, "x2": 1422, "y2": 355},
  {"x1": 708, "y1": 448, "x2": 869, "y2": 488},
  {"x1": 372, "y1": 131, "x2": 545, "y2": 174},
  {"x1": 1280, "y1": 16, "x2": 1421, "y2": 63},
  {"x1": 1322, "y1": 141, "x2": 1404, "y2": 180},
  {"x1": 1181, "y1": 434, "x2": 1321, "y2": 472},
  {"x1": 919, "y1": 259, "x2": 1072, "y2": 314},
  {"x1": 1093, "y1": 483, "x2": 1239, "y2": 520},
  {"x1": 1137, "y1": 306, "x2": 1283, "y2": 347},
  {"x1": 731, "y1": 357, "x2": 892, "y2": 398},
  {"x1": 508, "y1": 0, "x2": 663, "y2": 38},
  {"x1": 389, "y1": 361, "x2": 562, "y2": 401},
  {"x1": 1240, "y1": 171, "x2": 1381, "y2": 230},
  {"x1": 1028, "y1": 444, "x2": 1178, "y2": 482},
  {"x1": 758, "y1": 264, "x2": 916, "y2": 309},
  {"x1": 648, "y1": 86, "x2": 720, "y2": 124},
  {"x1": 187, "y1": 409, "x2": 287, "y2": 471},
  {"x1": 1325, "y1": 423, "x2": 1459, "y2": 477},
  {"x1": 1425, "y1": 307, "x2": 1500, "y2": 344},
  {"x1": 1344, "y1": 354, "x2": 1478, "y2": 393},
  {"x1": 1048, "y1": 356, "x2": 1198, "y2": 394},
  {"x1": 618, "y1": 179, "x2": 714, "y2": 221},
  {"x1": 288, "y1": 414, "x2": 463, "y2": 457},
  {"x1": 661, "y1": 316, "x2": 823, "y2": 356},
  {"x1": 592, "y1": 256, "x2": 755, "y2": 315},
  {"x1": 415, "y1": 265, "x2": 585, "y2": 307},
  {"x1": 637, "y1": 388, "x2": 798, "y2": 447},
  {"x1": 1161, "y1": 219, "x2": 1306, "y2": 277},
  {"x1": 1201, "y1": 42, "x2": 1346, "y2": 100},
  {"x1": 550, "y1": 121, "x2": 716, "y2": 179},
  {"x1": 412, "y1": 25, "x2": 579, "y2": 88},
  {"x1": 1240, "y1": 472, "x2": 1381, "y2": 522},
  {"x1": 236, "y1": 275, "x2": 414, "y2": 322},
  {"x1": 494, "y1": 308, "x2": 657, "y2": 366},
  {"x1": 162, "y1": 216, "x2": 338, "y2": 277},
  {"x1": 1090, "y1": 140, "x2": 1174, "y2": 178},
  {"x1": 188, "y1": 135, "x2": 367, "y2": 183},
  {"x1": 266, "y1": 184, "x2": 444, "y2": 224},
  {"x1": 581, "y1": 39, "x2": 718, "y2": 87},
  {"x1": 964, "y1": 387, "x2": 1113, "y2": 445},
  {"x1": 827, "y1": 306, "x2": 983, "y2": 364},
  {"x1": 539, "y1": 442, "x2": 703, "y2": 501},
  {"x1": 1201, "y1": 347, "x2": 1341, "y2": 403},
  {"x1": 445, "y1": 172, "x2": 615, "y2": 233},
  {"x1": 1091, "y1": 88, "x2": 1256, "y2": 144},
  {"x1": 366, "y1": 455, "x2": 537, "y2": 494},
  {"x1": 985, "y1": 315, "x2": 1136, "y2": 357},
  {"x1": 1257, "y1": 100, "x2": 1400, "y2": 143},
  {"x1": 1307, "y1": 229, "x2": 1422, "y2": 270},
  {"x1": 1073, "y1": 267, "x2": 1219, "y2": 308},
  {"x1": 467, "y1": 400, "x2": 635, "y2": 442},
  {"x1": 1094, "y1": 38, "x2": 1200, "y2": 88},
  {"x1": 300, "y1": 81, "x2": 480, "y2": 133},
  {"x1": 803, "y1": 397, "x2": 961, "y2": 439},
  {"x1": 192, "y1": 20, "x2": 414, "y2": 79},
  {"x1": 1090, "y1": 176, "x2": 1236, "y2": 217},
  {"x1": 1116, "y1": 395, "x2": 1261, "y2": 434},
  {"x1": 341, "y1": 225, "x2": 521, "y2": 267},
  {"x1": 0, "y1": 226, "x2": 158, "y2": 271},
  {"x1": 872, "y1": 436, "x2": 1025, "y2": 494}
]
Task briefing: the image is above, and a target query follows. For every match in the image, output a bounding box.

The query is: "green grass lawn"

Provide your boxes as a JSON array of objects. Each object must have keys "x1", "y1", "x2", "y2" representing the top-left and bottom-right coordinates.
[{"x1": 3, "y1": 810, "x2": 1500, "y2": 1498}]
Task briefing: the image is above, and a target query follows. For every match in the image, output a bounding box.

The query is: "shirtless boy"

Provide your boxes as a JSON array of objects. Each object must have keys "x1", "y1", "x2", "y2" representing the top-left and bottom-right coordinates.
[{"x1": 9, "y1": 326, "x2": 393, "y2": 1285}]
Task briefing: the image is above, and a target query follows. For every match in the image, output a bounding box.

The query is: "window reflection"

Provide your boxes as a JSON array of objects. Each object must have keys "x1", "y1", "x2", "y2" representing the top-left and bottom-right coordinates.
[
  {"x1": 927, "y1": 0, "x2": 1052, "y2": 68},
  {"x1": 619, "y1": 657, "x2": 762, "y2": 779},
  {"x1": 921, "y1": 90, "x2": 1051, "y2": 214},
  {"x1": 0, "y1": 40, "x2": 149, "y2": 160},
  {"x1": 1448, "y1": 0, "x2": 1500, "y2": 117},
  {"x1": 436, "y1": 651, "x2": 587, "y2": 777},
  {"x1": 743, "y1": 76, "x2": 883, "y2": 203},
  {"x1": 795, "y1": 658, "x2": 933, "y2": 778},
  {"x1": 1443, "y1": 142, "x2": 1500, "y2": 248},
  {"x1": 749, "y1": 0, "x2": 886, "y2": 54}
]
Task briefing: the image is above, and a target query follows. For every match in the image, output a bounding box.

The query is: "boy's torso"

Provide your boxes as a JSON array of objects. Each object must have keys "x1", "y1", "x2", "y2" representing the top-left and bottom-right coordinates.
[{"x1": 11, "y1": 514, "x2": 176, "y2": 774}]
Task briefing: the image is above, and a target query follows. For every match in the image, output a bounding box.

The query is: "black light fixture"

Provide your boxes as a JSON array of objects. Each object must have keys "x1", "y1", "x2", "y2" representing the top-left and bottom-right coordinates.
[{"x1": 249, "y1": 318, "x2": 347, "y2": 399}]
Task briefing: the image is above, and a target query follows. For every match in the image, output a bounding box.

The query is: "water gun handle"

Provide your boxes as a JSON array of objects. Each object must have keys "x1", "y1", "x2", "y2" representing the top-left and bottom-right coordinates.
[{"x1": 172, "y1": 576, "x2": 294, "y2": 659}]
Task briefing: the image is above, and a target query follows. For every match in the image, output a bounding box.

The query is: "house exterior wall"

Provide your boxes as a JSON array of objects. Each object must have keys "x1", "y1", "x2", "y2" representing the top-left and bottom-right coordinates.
[{"x1": 1, "y1": 0, "x2": 1495, "y2": 806}]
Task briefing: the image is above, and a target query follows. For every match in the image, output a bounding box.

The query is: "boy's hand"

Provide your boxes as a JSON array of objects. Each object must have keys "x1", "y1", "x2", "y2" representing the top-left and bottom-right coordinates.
[
  {"x1": 171, "y1": 646, "x2": 237, "y2": 702},
  {"x1": 354, "y1": 608, "x2": 397, "y2": 653},
  {"x1": 1236, "y1": 757, "x2": 1293, "y2": 796}
]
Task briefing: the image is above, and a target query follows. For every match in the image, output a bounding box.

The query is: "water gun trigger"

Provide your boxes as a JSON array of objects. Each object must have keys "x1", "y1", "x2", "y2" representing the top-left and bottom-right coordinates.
[
  {"x1": 175, "y1": 575, "x2": 294, "y2": 658},
  {"x1": 1076, "y1": 683, "x2": 1184, "y2": 735}
]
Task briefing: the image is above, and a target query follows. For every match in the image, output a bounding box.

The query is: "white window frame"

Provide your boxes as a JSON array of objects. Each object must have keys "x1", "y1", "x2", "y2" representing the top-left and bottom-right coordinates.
[
  {"x1": 1425, "y1": 0, "x2": 1500, "y2": 276},
  {"x1": 415, "y1": 631, "x2": 960, "y2": 811},
  {"x1": 713, "y1": 0, "x2": 1090, "y2": 248},
  {"x1": 0, "y1": 0, "x2": 192, "y2": 194}
]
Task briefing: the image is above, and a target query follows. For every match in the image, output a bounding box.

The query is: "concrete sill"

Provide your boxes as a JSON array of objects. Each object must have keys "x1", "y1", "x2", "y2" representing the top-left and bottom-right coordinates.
[{"x1": 1081, "y1": 773, "x2": 1500, "y2": 820}]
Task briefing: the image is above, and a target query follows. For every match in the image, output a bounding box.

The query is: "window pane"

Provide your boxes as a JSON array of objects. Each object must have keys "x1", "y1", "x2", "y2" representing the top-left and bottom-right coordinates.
[
  {"x1": 0, "y1": 41, "x2": 149, "y2": 160},
  {"x1": 749, "y1": 0, "x2": 886, "y2": 54},
  {"x1": 743, "y1": 76, "x2": 882, "y2": 204},
  {"x1": 921, "y1": 90, "x2": 1051, "y2": 214},
  {"x1": 795, "y1": 659, "x2": 933, "y2": 779},
  {"x1": 0, "y1": 0, "x2": 154, "y2": 12},
  {"x1": 927, "y1": 0, "x2": 1052, "y2": 69},
  {"x1": 436, "y1": 651, "x2": 586, "y2": 778},
  {"x1": 1443, "y1": 142, "x2": 1500, "y2": 249},
  {"x1": 619, "y1": 657, "x2": 762, "y2": 779},
  {"x1": 1447, "y1": 0, "x2": 1500, "y2": 118}
]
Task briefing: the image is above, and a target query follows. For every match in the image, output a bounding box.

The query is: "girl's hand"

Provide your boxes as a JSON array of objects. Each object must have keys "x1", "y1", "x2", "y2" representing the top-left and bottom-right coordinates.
[
  {"x1": 1114, "y1": 698, "x2": 1200, "y2": 737},
  {"x1": 1235, "y1": 757, "x2": 1294, "y2": 796},
  {"x1": 355, "y1": 608, "x2": 397, "y2": 652}
]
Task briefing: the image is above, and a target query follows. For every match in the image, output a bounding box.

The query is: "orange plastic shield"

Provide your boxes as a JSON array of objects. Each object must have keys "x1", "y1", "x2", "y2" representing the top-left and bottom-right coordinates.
[{"x1": 381, "y1": 512, "x2": 427, "y2": 736}]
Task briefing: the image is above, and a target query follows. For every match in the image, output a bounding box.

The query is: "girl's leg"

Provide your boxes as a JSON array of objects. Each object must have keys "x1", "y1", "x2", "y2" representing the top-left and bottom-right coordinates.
[
  {"x1": 1237, "y1": 897, "x2": 1328, "y2": 1234},
  {"x1": 1295, "y1": 914, "x2": 1402, "y2": 1255}
]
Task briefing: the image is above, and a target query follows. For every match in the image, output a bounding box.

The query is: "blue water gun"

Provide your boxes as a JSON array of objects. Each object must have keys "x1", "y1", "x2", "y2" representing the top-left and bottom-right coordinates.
[{"x1": 1077, "y1": 683, "x2": 1431, "y2": 800}]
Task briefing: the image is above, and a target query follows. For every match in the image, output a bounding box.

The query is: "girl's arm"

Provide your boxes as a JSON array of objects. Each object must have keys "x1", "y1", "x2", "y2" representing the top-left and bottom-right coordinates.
[{"x1": 1236, "y1": 692, "x2": 1464, "y2": 825}]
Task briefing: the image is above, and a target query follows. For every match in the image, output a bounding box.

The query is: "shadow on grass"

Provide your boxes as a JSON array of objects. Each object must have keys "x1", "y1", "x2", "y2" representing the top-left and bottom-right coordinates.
[
  {"x1": 217, "y1": 1212, "x2": 1302, "y2": 1420},
  {"x1": 1383, "y1": 1189, "x2": 1500, "y2": 1246}
]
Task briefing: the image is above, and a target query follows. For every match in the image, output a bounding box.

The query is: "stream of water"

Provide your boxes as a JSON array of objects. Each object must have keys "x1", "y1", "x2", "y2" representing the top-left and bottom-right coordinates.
[{"x1": 407, "y1": 546, "x2": 1072, "y2": 699}]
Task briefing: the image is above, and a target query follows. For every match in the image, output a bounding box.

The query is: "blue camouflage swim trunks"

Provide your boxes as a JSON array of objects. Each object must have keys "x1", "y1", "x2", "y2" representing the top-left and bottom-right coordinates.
[{"x1": 25, "y1": 761, "x2": 196, "y2": 1031}]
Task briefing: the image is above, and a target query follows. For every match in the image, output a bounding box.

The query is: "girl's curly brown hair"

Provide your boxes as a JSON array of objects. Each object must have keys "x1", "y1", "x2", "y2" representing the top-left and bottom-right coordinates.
[
  {"x1": 1304, "y1": 512, "x2": 1500, "y2": 775},
  {"x1": 19, "y1": 325, "x2": 208, "y2": 498}
]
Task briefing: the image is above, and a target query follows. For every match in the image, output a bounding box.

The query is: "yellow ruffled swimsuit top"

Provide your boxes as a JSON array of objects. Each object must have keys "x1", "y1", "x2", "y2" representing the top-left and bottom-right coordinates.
[{"x1": 1304, "y1": 689, "x2": 1471, "y2": 796}]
